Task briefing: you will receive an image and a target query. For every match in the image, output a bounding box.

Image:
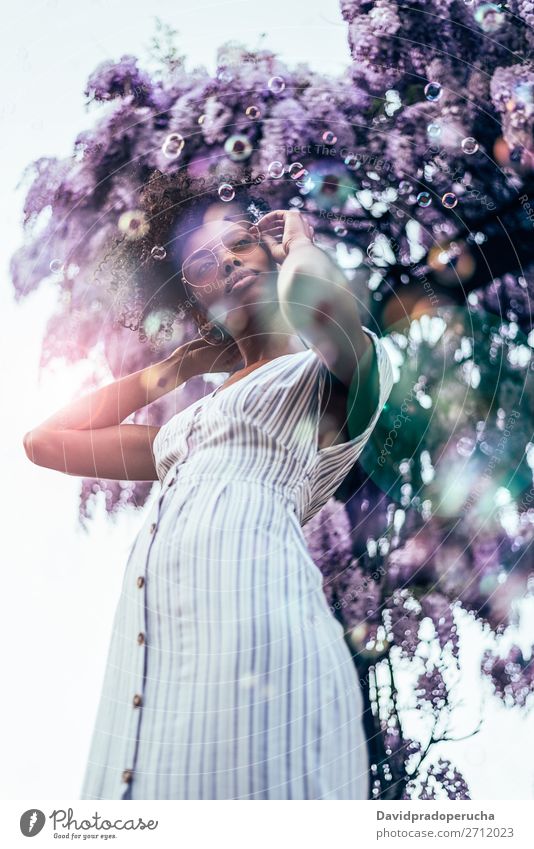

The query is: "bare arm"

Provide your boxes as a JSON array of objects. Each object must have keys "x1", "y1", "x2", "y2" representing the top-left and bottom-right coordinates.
[
  {"x1": 23, "y1": 334, "x2": 243, "y2": 480},
  {"x1": 23, "y1": 348, "x2": 192, "y2": 480},
  {"x1": 271, "y1": 211, "x2": 378, "y2": 432},
  {"x1": 23, "y1": 423, "x2": 164, "y2": 481},
  {"x1": 27, "y1": 348, "x2": 191, "y2": 434}
]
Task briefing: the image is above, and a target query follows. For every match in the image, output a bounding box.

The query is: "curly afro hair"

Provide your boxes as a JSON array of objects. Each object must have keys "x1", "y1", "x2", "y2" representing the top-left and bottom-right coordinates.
[{"x1": 103, "y1": 168, "x2": 272, "y2": 349}]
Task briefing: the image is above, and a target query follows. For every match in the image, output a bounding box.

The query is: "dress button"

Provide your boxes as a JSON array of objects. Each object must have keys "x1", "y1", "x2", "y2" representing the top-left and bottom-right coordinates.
[
  {"x1": 122, "y1": 768, "x2": 133, "y2": 784},
  {"x1": 137, "y1": 632, "x2": 145, "y2": 645},
  {"x1": 137, "y1": 576, "x2": 145, "y2": 589},
  {"x1": 149, "y1": 522, "x2": 157, "y2": 534},
  {"x1": 133, "y1": 694, "x2": 143, "y2": 707}
]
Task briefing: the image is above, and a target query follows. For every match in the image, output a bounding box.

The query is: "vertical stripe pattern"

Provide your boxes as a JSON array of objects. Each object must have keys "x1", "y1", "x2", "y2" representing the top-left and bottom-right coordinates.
[{"x1": 80, "y1": 328, "x2": 393, "y2": 800}]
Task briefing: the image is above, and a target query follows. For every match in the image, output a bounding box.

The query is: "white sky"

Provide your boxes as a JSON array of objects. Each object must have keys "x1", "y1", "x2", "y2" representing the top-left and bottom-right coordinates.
[{"x1": 1, "y1": 0, "x2": 533, "y2": 801}]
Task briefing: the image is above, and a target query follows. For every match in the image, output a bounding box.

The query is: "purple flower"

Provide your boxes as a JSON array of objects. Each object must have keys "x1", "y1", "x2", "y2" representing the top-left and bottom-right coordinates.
[
  {"x1": 415, "y1": 665, "x2": 449, "y2": 710},
  {"x1": 385, "y1": 589, "x2": 422, "y2": 657},
  {"x1": 84, "y1": 54, "x2": 153, "y2": 105},
  {"x1": 482, "y1": 645, "x2": 534, "y2": 708},
  {"x1": 420, "y1": 592, "x2": 459, "y2": 658}
]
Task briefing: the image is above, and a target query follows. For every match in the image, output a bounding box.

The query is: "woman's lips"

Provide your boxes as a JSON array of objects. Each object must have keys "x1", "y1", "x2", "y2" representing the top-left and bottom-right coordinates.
[{"x1": 225, "y1": 272, "x2": 258, "y2": 293}]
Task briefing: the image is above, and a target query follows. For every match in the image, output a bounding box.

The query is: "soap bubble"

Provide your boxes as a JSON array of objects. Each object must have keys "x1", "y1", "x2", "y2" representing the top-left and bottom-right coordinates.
[
  {"x1": 224, "y1": 134, "x2": 252, "y2": 161},
  {"x1": 162, "y1": 132, "x2": 185, "y2": 160},
  {"x1": 288, "y1": 162, "x2": 307, "y2": 180},
  {"x1": 268, "y1": 76, "x2": 285, "y2": 94},
  {"x1": 474, "y1": 3, "x2": 505, "y2": 33},
  {"x1": 296, "y1": 171, "x2": 310, "y2": 188},
  {"x1": 118, "y1": 210, "x2": 149, "y2": 240},
  {"x1": 268, "y1": 160, "x2": 285, "y2": 179},
  {"x1": 427, "y1": 122, "x2": 442, "y2": 139},
  {"x1": 218, "y1": 183, "x2": 236, "y2": 202},
  {"x1": 151, "y1": 246, "x2": 167, "y2": 261},
  {"x1": 344, "y1": 154, "x2": 360, "y2": 169},
  {"x1": 245, "y1": 105, "x2": 261, "y2": 120},
  {"x1": 367, "y1": 241, "x2": 384, "y2": 260},
  {"x1": 322, "y1": 130, "x2": 337, "y2": 145},
  {"x1": 424, "y1": 82, "x2": 443, "y2": 102},
  {"x1": 441, "y1": 192, "x2": 458, "y2": 209},
  {"x1": 49, "y1": 259, "x2": 64, "y2": 274},
  {"x1": 461, "y1": 136, "x2": 479, "y2": 155},
  {"x1": 398, "y1": 180, "x2": 412, "y2": 194},
  {"x1": 417, "y1": 192, "x2": 432, "y2": 207}
]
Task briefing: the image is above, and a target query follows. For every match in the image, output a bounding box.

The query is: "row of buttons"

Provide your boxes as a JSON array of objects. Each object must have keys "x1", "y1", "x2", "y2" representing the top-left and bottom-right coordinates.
[
  {"x1": 123, "y1": 574, "x2": 148, "y2": 784},
  {"x1": 122, "y1": 469, "x2": 178, "y2": 787}
]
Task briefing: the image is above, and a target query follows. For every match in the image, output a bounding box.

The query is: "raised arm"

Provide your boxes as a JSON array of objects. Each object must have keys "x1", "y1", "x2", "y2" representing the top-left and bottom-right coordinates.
[
  {"x1": 22, "y1": 348, "x2": 191, "y2": 480},
  {"x1": 258, "y1": 209, "x2": 379, "y2": 433},
  {"x1": 22, "y1": 335, "x2": 242, "y2": 481}
]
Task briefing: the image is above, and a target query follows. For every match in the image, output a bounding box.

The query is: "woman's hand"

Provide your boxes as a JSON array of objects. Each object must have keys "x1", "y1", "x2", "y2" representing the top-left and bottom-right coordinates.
[
  {"x1": 173, "y1": 334, "x2": 244, "y2": 380},
  {"x1": 255, "y1": 209, "x2": 315, "y2": 264}
]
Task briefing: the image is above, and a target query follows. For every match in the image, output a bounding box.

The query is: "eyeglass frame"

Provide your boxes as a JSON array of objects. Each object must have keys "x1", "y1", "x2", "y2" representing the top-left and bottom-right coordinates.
[{"x1": 180, "y1": 219, "x2": 262, "y2": 290}]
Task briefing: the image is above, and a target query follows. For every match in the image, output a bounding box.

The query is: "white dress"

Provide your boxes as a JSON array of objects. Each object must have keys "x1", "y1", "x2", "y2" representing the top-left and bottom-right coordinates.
[{"x1": 80, "y1": 328, "x2": 393, "y2": 800}]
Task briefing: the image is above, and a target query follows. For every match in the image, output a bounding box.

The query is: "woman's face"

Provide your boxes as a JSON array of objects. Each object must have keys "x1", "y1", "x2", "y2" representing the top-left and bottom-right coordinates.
[{"x1": 180, "y1": 213, "x2": 278, "y2": 322}]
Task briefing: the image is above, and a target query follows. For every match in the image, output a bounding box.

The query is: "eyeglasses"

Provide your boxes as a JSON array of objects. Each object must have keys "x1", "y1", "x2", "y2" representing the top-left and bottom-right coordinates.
[{"x1": 181, "y1": 220, "x2": 261, "y2": 289}]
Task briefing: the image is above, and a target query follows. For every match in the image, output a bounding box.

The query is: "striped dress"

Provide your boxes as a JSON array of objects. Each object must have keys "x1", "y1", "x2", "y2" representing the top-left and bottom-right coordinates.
[{"x1": 80, "y1": 328, "x2": 393, "y2": 800}]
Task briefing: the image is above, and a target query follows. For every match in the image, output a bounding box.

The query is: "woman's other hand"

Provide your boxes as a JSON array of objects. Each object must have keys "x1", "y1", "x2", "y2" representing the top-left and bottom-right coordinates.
[{"x1": 256, "y1": 209, "x2": 315, "y2": 264}]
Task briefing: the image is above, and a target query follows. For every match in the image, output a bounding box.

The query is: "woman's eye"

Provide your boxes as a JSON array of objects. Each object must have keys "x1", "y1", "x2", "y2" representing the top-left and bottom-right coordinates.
[{"x1": 232, "y1": 237, "x2": 253, "y2": 249}]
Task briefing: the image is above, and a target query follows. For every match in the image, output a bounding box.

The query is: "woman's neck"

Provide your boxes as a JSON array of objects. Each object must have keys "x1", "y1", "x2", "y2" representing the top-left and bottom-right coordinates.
[{"x1": 228, "y1": 305, "x2": 309, "y2": 367}]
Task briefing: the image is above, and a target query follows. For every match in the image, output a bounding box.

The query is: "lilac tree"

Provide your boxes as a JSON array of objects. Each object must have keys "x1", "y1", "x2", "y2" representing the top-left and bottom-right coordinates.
[{"x1": 11, "y1": 8, "x2": 534, "y2": 798}]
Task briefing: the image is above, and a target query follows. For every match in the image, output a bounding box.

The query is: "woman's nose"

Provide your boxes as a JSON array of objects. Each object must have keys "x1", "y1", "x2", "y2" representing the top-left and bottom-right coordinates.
[{"x1": 222, "y1": 255, "x2": 243, "y2": 276}]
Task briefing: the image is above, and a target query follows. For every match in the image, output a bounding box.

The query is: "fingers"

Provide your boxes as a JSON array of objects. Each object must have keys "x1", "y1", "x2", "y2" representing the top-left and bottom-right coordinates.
[{"x1": 257, "y1": 210, "x2": 286, "y2": 228}]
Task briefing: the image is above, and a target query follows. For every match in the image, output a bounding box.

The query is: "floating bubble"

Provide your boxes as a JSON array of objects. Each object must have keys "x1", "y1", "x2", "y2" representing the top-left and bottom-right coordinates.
[
  {"x1": 322, "y1": 130, "x2": 337, "y2": 145},
  {"x1": 49, "y1": 259, "x2": 63, "y2": 274},
  {"x1": 398, "y1": 180, "x2": 412, "y2": 194},
  {"x1": 288, "y1": 161, "x2": 306, "y2": 180},
  {"x1": 344, "y1": 154, "x2": 360, "y2": 169},
  {"x1": 417, "y1": 191, "x2": 432, "y2": 207},
  {"x1": 151, "y1": 245, "x2": 167, "y2": 261},
  {"x1": 245, "y1": 105, "x2": 261, "y2": 120},
  {"x1": 441, "y1": 192, "x2": 458, "y2": 209},
  {"x1": 118, "y1": 210, "x2": 149, "y2": 239},
  {"x1": 426, "y1": 122, "x2": 442, "y2": 138},
  {"x1": 268, "y1": 160, "x2": 285, "y2": 179},
  {"x1": 461, "y1": 136, "x2": 479, "y2": 155},
  {"x1": 224, "y1": 133, "x2": 252, "y2": 161},
  {"x1": 295, "y1": 170, "x2": 310, "y2": 188},
  {"x1": 289, "y1": 196, "x2": 304, "y2": 208},
  {"x1": 367, "y1": 241, "x2": 383, "y2": 260},
  {"x1": 162, "y1": 132, "x2": 185, "y2": 160},
  {"x1": 334, "y1": 224, "x2": 347, "y2": 237},
  {"x1": 198, "y1": 114, "x2": 205, "y2": 125},
  {"x1": 218, "y1": 183, "x2": 235, "y2": 202},
  {"x1": 268, "y1": 75, "x2": 285, "y2": 94},
  {"x1": 474, "y1": 3, "x2": 505, "y2": 32},
  {"x1": 424, "y1": 82, "x2": 442, "y2": 102}
]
